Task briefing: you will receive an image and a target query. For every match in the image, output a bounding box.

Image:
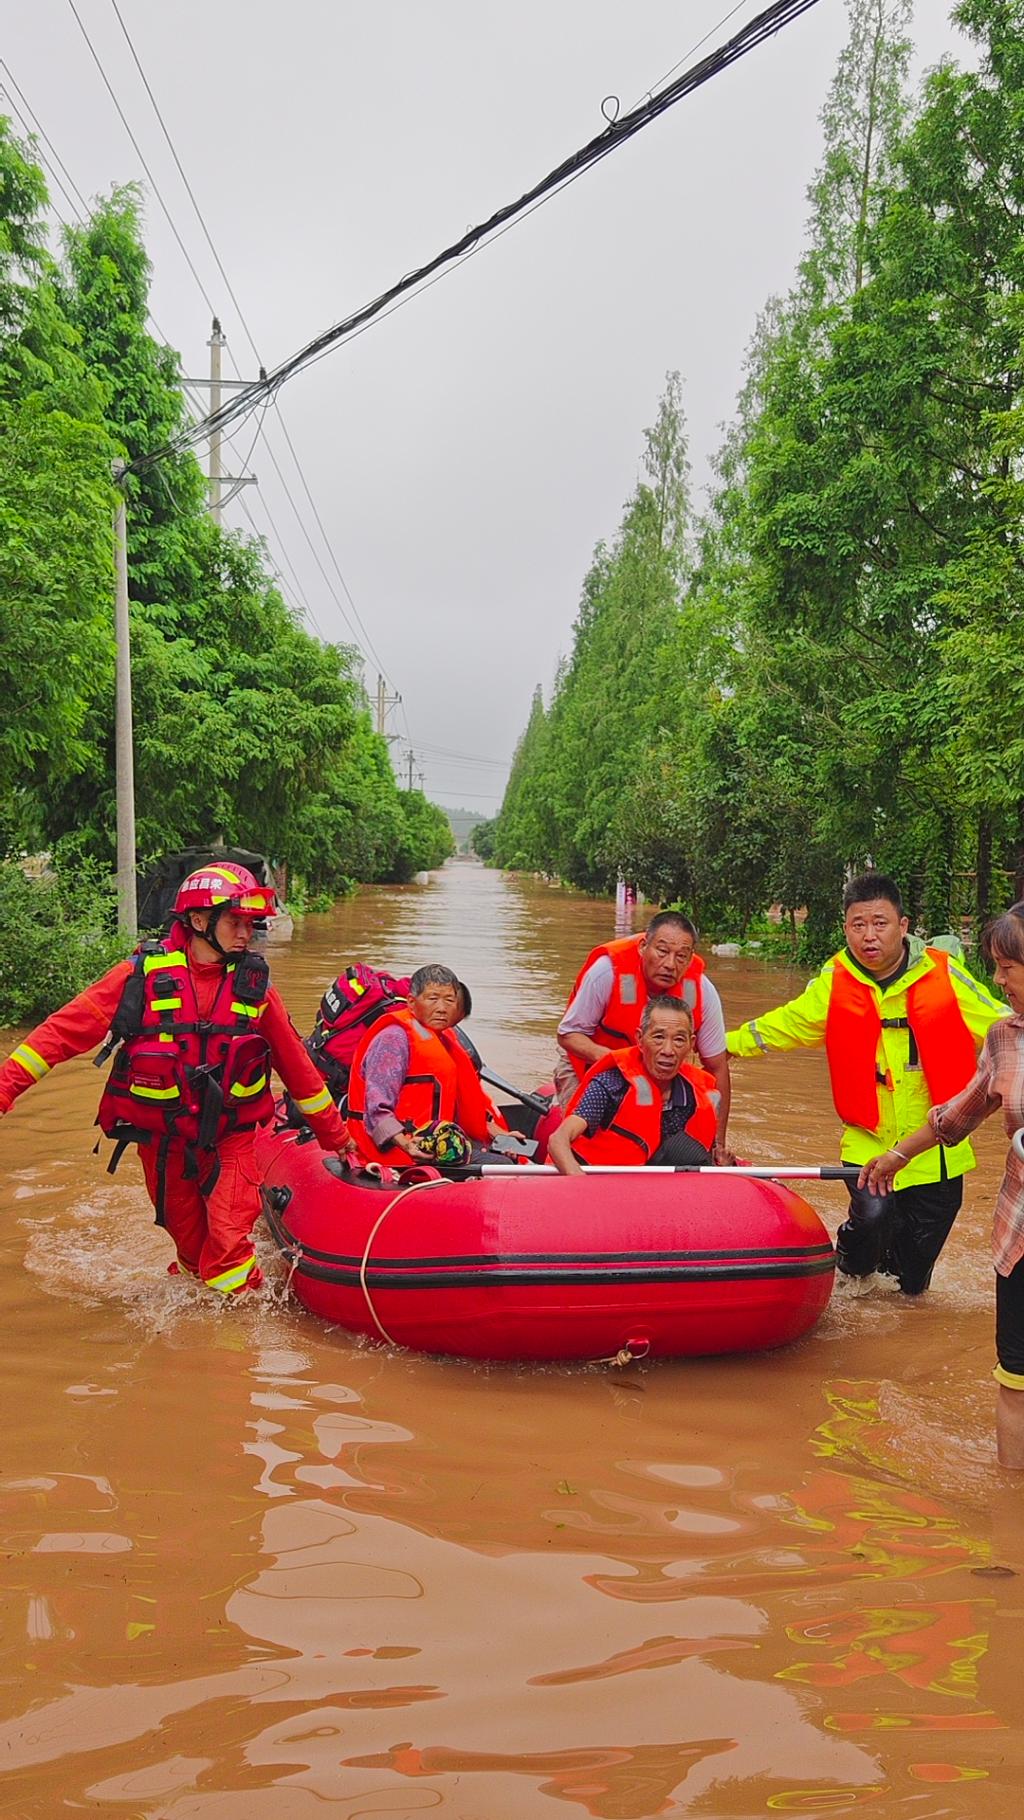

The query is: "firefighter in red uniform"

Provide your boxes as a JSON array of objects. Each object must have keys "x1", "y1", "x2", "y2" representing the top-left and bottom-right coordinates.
[
  {"x1": 548, "y1": 996, "x2": 719, "y2": 1175},
  {"x1": 0, "y1": 864, "x2": 357, "y2": 1295}
]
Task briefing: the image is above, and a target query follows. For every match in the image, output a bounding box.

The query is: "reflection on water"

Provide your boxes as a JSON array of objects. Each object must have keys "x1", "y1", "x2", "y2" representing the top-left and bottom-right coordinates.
[{"x1": 1, "y1": 863, "x2": 1022, "y2": 1816}]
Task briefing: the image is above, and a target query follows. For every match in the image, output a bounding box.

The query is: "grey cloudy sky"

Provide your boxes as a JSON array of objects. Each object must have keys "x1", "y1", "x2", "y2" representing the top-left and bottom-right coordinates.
[{"x1": 9, "y1": 1, "x2": 969, "y2": 812}]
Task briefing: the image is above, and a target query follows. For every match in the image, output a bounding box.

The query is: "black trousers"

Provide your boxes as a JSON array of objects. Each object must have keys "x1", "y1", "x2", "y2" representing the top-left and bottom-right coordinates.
[
  {"x1": 995, "y1": 1257, "x2": 1024, "y2": 1379},
  {"x1": 835, "y1": 1170, "x2": 963, "y2": 1295}
]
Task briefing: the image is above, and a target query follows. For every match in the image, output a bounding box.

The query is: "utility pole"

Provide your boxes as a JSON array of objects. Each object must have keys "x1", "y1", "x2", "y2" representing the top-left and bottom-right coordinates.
[
  {"x1": 405, "y1": 749, "x2": 415, "y2": 791},
  {"x1": 207, "y1": 316, "x2": 224, "y2": 514},
  {"x1": 112, "y1": 462, "x2": 137, "y2": 938},
  {"x1": 184, "y1": 319, "x2": 259, "y2": 519},
  {"x1": 375, "y1": 672, "x2": 401, "y2": 739}
]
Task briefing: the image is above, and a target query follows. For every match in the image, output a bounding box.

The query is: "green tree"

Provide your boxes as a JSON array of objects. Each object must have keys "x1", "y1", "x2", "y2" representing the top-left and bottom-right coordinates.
[{"x1": 0, "y1": 121, "x2": 117, "y2": 855}]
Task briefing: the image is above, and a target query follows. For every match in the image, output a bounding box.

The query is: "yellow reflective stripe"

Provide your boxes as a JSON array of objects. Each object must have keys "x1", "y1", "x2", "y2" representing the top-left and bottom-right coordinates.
[
  {"x1": 206, "y1": 1255, "x2": 256, "y2": 1294},
  {"x1": 150, "y1": 996, "x2": 182, "y2": 1011},
  {"x1": 144, "y1": 950, "x2": 186, "y2": 973},
  {"x1": 229, "y1": 1073, "x2": 268, "y2": 1099},
  {"x1": 11, "y1": 1043, "x2": 49, "y2": 1080},
  {"x1": 158, "y1": 1034, "x2": 175, "y2": 1044},
  {"x1": 230, "y1": 1001, "x2": 263, "y2": 1018},
  {"x1": 129, "y1": 1083, "x2": 181, "y2": 1101},
  {"x1": 295, "y1": 1086, "x2": 332, "y2": 1115}
]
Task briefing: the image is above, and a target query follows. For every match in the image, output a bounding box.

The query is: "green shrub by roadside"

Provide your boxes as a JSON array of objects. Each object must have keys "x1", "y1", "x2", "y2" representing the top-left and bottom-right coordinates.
[{"x1": 0, "y1": 863, "x2": 127, "y2": 1029}]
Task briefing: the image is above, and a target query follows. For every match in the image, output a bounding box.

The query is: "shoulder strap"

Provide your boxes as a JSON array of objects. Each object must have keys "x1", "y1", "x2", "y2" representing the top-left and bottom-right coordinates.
[{"x1": 94, "y1": 939, "x2": 167, "y2": 1066}]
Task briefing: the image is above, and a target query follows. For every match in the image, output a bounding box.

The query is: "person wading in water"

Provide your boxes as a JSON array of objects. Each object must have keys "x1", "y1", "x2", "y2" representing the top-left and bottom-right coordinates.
[{"x1": 0, "y1": 864, "x2": 357, "y2": 1295}]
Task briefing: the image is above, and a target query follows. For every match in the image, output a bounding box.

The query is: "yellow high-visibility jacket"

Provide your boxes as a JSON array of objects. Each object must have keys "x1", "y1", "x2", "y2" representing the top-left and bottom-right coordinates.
[{"x1": 726, "y1": 944, "x2": 1007, "y2": 1185}]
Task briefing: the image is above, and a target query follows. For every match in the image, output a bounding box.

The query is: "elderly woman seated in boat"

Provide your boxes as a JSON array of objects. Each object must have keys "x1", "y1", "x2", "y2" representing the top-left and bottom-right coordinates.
[
  {"x1": 346, "y1": 963, "x2": 505, "y2": 1166},
  {"x1": 547, "y1": 997, "x2": 718, "y2": 1176}
]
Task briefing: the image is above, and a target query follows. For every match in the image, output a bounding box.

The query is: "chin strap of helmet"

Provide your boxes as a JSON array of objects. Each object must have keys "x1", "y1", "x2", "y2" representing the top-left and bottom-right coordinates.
[{"x1": 188, "y1": 906, "x2": 230, "y2": 958}]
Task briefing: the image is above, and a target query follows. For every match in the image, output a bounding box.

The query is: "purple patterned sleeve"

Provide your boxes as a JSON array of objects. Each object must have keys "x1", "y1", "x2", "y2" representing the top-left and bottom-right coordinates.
[{"x1": 361, "y1": 1026, "x2": 411, "y2": 1146}]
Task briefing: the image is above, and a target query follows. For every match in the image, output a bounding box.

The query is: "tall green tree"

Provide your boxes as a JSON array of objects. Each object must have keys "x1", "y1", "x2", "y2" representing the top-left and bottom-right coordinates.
[{"x1": 0, "y1": 121, "x2": 116, "y2": 856}]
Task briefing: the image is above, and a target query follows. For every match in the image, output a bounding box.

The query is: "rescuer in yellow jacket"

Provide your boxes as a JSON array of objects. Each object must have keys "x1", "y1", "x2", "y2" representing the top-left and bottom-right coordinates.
[{"x1": 726, "y1": 872, "x2": 1007, "y2": 1296}]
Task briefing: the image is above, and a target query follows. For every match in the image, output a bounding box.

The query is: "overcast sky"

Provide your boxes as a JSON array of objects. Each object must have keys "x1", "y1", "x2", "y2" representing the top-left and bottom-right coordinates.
[{"x1": 8, "y1": 1, "x2": 970, "y2": 813}]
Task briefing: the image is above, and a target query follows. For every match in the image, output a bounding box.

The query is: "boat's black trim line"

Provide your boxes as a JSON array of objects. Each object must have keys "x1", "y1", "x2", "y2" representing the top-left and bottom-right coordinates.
[{"x1": 262, "y1": 1191, "x2": 835, "y2": 1288}]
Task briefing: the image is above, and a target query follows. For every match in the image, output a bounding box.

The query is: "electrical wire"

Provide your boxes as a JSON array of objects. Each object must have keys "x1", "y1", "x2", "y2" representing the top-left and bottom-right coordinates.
[
  {"x1": 627, "y1": 0, "x2": 754, "y2": 111},
  {"x1": 64, "y1": 0, "x2": 221, "y2": 320},
  {"x1": 0, "y1": 52, "x2": 339, "y2": 666},
  {"x1": 106, "y1": 0, "x2": 261, "y2": 371},
  {"x1": 0, "y1": 57, "x2": 89, "y2": 222},
  {"x1": 101, "y1": 0, "x2": 396, "y2": 684},
  {"x1": 131, "y1": 0, "x2": 823, "y2": 471},
  {"x1": 59, "y1": 1, "x2": 368, "y2": 662}
]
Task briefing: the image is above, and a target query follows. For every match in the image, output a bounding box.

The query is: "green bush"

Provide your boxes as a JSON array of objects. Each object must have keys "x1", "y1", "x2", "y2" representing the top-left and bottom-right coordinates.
[{"x1": 0, "y1": 862, "x2": 127, "y2": 1028}]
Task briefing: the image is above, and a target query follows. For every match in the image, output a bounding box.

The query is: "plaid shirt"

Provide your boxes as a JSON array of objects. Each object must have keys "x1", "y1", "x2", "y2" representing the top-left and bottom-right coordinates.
[{"x1": 928, "y1": 1014, "x2": 1024, "y2": 1275}]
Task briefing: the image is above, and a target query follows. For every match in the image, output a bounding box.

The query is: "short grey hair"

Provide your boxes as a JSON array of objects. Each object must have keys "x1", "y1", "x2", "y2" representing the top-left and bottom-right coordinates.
[
  {"x1": 639, "y1": 995, "x2": 693, "y2": 1035},
  {"x1": 410, "y1": 963, "x2": 460, "y2": 996}
]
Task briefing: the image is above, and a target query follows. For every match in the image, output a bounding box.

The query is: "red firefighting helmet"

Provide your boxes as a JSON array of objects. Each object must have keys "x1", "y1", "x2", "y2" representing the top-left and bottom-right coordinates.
[{"x1": 173, "y1": 862, "x2": 277, "y2": 919}]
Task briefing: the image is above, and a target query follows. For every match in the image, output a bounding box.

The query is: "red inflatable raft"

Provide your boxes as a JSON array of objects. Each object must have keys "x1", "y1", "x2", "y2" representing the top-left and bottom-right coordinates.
[{"x1": 256, "y1": 1126, "x2": 835, "y2": 1363}]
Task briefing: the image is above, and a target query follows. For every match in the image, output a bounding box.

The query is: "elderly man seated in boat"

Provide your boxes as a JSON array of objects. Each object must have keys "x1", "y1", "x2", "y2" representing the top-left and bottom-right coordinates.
[
  {"x1": 346, "y1": 963, "x2": 505, "y2": 1166},
  {"x1": 547, "y1": 997, "x2": 719, "y2": 1176}
]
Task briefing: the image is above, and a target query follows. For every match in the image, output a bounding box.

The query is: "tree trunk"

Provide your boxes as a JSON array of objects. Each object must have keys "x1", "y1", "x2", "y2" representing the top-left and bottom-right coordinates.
[
  {"x1": 1014, "y1": 803, "x2": 1024, "y2": 905},
  {"x1": 976, "y1": 815, "x2": 992, "y2": 931}
]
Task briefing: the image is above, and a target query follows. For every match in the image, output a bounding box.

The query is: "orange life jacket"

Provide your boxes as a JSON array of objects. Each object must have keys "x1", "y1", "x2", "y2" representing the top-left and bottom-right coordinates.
[
  {"x1": 566, "y1": 1045, "x2": 718, "y2": 1166},
  {"x1": 823, "y1": 948, "x2": 978, "y2": 1130},
  {"x1": 347, "y1": 1004, "x2": 498, "y2": 1163},
  {"x1": 96, "y1": 925, "x2": 274, "y2": 1150},
  {"x1": 565, "y1": 934, "x2": 706, "y2": 1081}
]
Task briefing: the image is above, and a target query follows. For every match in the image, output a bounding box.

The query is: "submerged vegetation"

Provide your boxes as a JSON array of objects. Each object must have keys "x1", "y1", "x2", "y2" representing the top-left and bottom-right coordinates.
[{"x1": 491, "y1": 0, "x2": 1024, "y2": 955}]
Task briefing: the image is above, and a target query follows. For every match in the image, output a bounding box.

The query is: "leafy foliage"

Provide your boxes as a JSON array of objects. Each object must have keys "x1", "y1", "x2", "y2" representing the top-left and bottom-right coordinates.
[
  {"x1": 0, "y1": 863, "x2": 126, "y2": 1026},
  {"x1": 0, "y1": 126, "x2": 451, "y2": 917}
]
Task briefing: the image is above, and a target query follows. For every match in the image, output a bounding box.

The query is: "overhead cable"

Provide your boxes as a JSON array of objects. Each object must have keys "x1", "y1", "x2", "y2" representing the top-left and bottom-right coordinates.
[
  {"x1": 0, "y1": 57, "x2": 90, "y2": 222},
  {"x1": 130, "y1": 0, "x2": 822, "y2": 474},
  {"x1": 64, "y1": 0, "x2": 220, "y2": 321},
  {"x1": 103, "y1": 0, "x2": 395, "y2": 681}
]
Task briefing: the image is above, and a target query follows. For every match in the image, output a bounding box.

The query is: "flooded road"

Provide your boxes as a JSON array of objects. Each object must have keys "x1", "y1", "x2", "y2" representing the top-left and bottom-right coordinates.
[{"x1": 1, "y1": 861, "x2": 1022, "y2": 1818}]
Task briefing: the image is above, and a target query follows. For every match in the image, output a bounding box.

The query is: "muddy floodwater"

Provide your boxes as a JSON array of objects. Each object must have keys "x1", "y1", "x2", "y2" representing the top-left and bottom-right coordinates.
[{"x1": 2, "y1": 861, "x2": 1023, "y2": 1818}]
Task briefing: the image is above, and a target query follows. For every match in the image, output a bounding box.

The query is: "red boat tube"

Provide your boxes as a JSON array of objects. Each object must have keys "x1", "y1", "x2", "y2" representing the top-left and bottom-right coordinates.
[{"x1": 256, "y1": 1127, "x2": 834, "y2": 1363}]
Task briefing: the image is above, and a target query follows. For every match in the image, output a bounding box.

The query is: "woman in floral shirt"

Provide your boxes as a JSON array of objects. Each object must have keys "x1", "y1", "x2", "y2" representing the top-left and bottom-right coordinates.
[{"x1": 860, "y1": 903, "x2": 1024, "y2": 1468}]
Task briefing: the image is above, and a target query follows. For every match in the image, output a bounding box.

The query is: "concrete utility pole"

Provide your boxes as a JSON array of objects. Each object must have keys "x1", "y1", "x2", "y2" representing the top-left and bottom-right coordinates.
[
  {"x1": 405, "y1": 749, "x2": 416, "y2": 791},
  {"x1": 375, "y1": 673, "x2": 401, "y2": 739},
  {"x1": 185, "y1": 319, "x2": 258, "y2": 520},
  {"x1": 112, "y1": 462, "x2": 137, "y2": 939},
  {"x1": 207, "y1": 316, "x2": 225, "y2": 514}
]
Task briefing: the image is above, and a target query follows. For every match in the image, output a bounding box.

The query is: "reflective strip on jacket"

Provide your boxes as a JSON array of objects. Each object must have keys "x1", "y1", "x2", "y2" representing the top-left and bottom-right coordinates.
[
  {"x1": 566, "y1": 1045, "x2": 718, "y2": 1166},
  {"x1": 565, "y1": 934, "x2": 706, "y2": 1081},
  {"x1": 96, "y1": 927, "x2": 275, "y2": 1147},
  {"x1": 726, "y1": 944, "x2": 1007, "y2": 1184}
]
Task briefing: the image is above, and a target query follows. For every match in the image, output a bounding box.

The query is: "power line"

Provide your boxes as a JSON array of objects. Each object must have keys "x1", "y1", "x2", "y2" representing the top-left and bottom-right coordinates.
[
  {"x1": 415, "y1": 748, "x2": 510, "y2": 768},
  {"x1": 271, "y1": 409, "x2": 391, "y2": 676},
  {"x1": 61, "y1": 1, "x2": 373, "y2": 665},
  {"x1": 64, "y1": 0, "x2": 220, "y2": 321},
  {"x1": 99, "y1": 0, "x2": 396, "y2": 683},
  {"x1": 0, "y1": 57, "x2": 90, "y2": 221},
  {"x1": 628, "y1": 0, "x2": 754, "y2": 110},
  {"x1": 107, "y1": 0, "x2": 261, "y2": 372},
  {"x1": 132, "y1": 0, "x2": 823, "y2": 470},
  {"x1": 0, "y1": 50, "x2": 338, "y2": 666}
]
